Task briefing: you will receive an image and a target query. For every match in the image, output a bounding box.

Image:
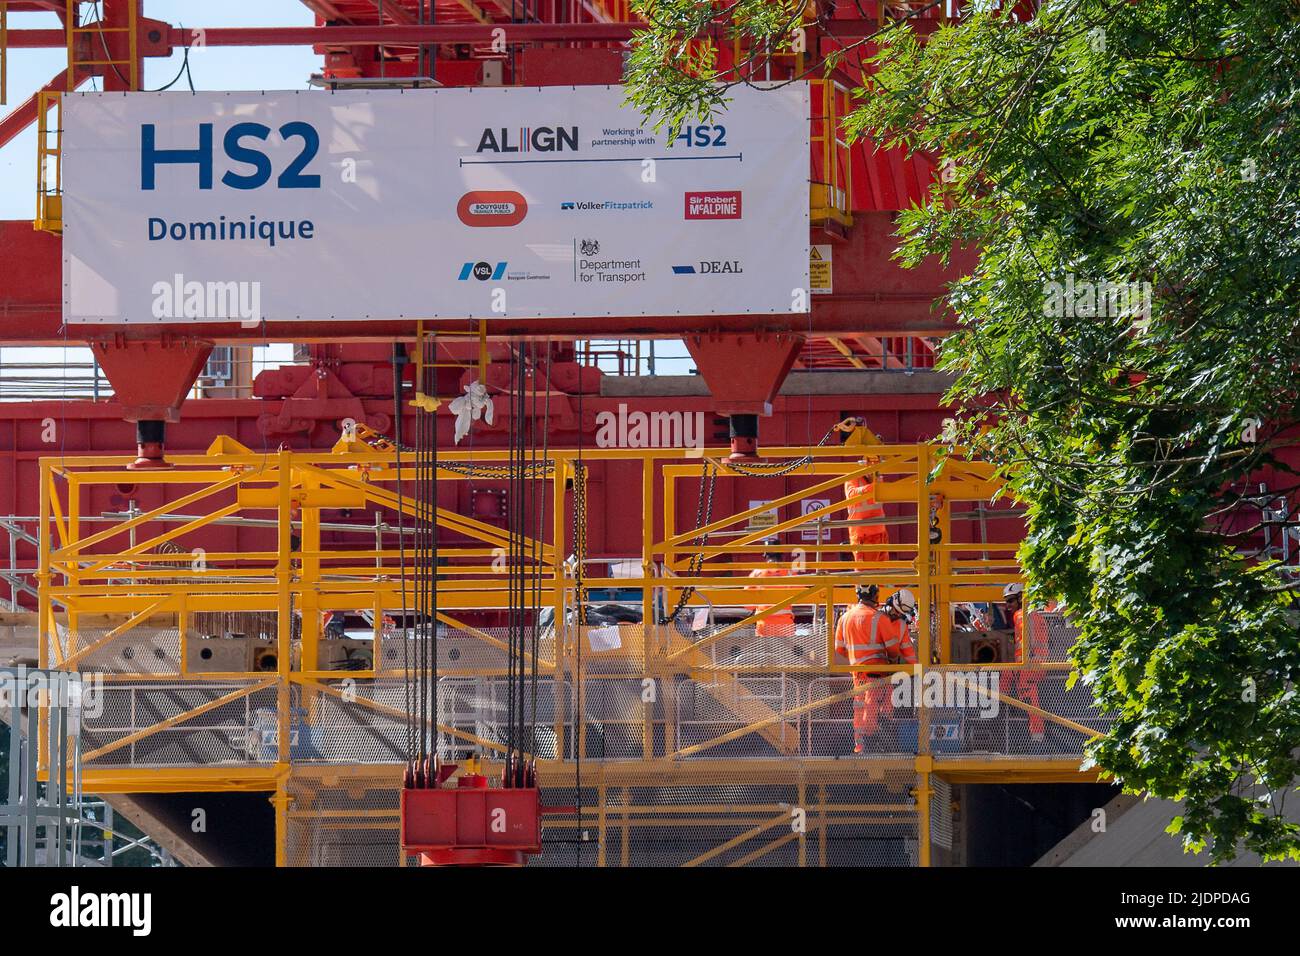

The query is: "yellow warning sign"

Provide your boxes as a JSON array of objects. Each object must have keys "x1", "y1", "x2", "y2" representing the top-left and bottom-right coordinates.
[{"x1": 810, "y1": 245, "x2": 832, "y2": 294}]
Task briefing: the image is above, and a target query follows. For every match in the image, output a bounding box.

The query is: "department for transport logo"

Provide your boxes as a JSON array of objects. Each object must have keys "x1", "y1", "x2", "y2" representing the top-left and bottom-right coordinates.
[
  {"x1": 580, "y1": 239, "x2": 600, "y2": 256},
  {"x1": 457, "y1": 190, "x2": 528, "y2": 227},
  {"x1": 684, "y1": 190, "x2": 742, "y2": 219},
  {"x1": 672, "y1": 260, "x2": 744, "y2": 275}
]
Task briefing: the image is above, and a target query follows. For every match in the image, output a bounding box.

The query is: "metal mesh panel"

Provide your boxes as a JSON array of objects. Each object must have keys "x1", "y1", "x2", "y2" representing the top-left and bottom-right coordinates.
[
  {"x1": 282, "y1": 769, "x2": 919, "y2": 868},
  {"x1": 377, "y1": 627, "x2": 558, "y2": 672},
  {"x1": 930, "y1": 776, "x2": 953, "y2": 851},
  {"x1": 676, "y1": 619, "x2": 829, "y2": 670},
  {"x1": 72, "y1": 625, "x2": 182, "y2": 674},
  {"x1": 284, "y1": 775, "x2": 405, "y2": 867},
  {"x1": 80, "y1": 682, "x2": 282, "y2": 767}
]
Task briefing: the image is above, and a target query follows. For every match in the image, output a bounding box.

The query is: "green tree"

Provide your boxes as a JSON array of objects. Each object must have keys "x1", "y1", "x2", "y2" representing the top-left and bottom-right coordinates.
[{"x1": 627, "y1": 0, "x2": 1300, "y2": 861}]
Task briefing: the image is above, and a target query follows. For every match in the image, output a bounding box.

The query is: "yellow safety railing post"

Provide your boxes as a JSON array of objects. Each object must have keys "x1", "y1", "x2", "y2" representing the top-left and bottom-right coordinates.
[
  {"x1": 35, "y1": 91, "x2": 63, "y2": 233},
  {"x1": 276, "y1": 448, "x2": 293, "y2": 768},
  {"x1": 66, "y1": 0, "x2": 139, "y2": 91}
]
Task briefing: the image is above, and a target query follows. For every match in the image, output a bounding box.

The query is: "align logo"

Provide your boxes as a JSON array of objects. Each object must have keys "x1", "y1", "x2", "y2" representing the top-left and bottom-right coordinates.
[
  {"x1": 672, "y1": 260, "x2": 744, "y2": 275},
  {"x1": 476, "y1": 126, "x2": 579, "y2": 153},
  {"x1": 458, "y1": 190, "x2": 528, "y2": 227},
  {"x1": 459, "y1": 261, "x2": 507, "y2": 281},
  {"x1": 684, "y1": 191, "x2": 742, "y2": 220}
]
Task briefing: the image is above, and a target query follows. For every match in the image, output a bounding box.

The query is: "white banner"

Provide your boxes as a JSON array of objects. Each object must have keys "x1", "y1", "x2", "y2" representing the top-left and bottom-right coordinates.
[{"x1": 61, "y1": 85, "x2": 810, "y2": 324}]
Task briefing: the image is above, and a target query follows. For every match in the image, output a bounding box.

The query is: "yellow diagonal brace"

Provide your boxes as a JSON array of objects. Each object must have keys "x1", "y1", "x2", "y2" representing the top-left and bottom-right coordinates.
[
  {"x1": 48, "y1": 470, "x2": 69, "y2": 549},
  {"x1": 54, "y1": 468, "x2": 258, "y2": 559},
  {"x1": 74, "y1": 503, "x2": 242, "y2": 578},
  {"x1": 728, "y1": 822, "x2": 818, "y2": 868},
  {"x1": 669, "y1": 677, "x2": 883, "y2": 759},
  {"x1": 297, "y1": 463, "x2": 552, "y2": 563},
  {"x1": 295, "y1": 677, "x2": 507, "y2": 754},
  {"x1": 62, "y1": 595, "x2": 175, "y2": 670},
  {"x1": 435, "y1": 611, "x2": 554, "y2": 669},
  {"x1": 665, "y1": 585, "x2": 820, "y2": 663},
  {"x1": 945, "y1": 671, "x2": 1103, "y2": 740},
  {"x1": 659, "y1": 464, "x2": 872, "y2": 550},
  {"x1": 682, "y1": 809, "x2": 790, "y2": 867},
  {"x1": 81, "y1": 678, "x2": 276, "y2": 764}
]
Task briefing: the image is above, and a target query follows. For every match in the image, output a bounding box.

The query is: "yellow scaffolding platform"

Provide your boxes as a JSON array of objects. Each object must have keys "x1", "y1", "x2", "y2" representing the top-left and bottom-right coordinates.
[{"x1": 35, "y1": 438, "x2": 1106, "y2": 866}]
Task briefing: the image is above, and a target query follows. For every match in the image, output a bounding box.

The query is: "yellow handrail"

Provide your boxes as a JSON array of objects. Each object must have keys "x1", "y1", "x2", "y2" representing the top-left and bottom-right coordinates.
[{"x1": 35, "y1": 91, "x2": 63, "y2": 234}]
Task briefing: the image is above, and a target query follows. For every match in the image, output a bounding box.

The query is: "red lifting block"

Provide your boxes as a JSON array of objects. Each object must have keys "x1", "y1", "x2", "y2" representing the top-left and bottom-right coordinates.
[{"x1": 401, "y1": 777, "x2": 542, "y2": 867}]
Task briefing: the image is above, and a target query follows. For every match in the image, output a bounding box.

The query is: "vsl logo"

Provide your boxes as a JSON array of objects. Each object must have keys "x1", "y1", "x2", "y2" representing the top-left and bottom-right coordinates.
[{"x1": 459, "y1": 262, "x2": 507, "y2": 281}]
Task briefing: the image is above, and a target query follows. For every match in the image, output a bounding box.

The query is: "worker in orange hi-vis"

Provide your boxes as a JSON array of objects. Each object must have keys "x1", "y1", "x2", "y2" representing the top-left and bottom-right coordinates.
[
  {"x1": 834, "y1": 586, "x2": 918, "y2": 753},
  {"x1": 746, "y1": 543, "x2": 795, "y2": 638},
  {"x1": 844, "y1": 460, "x2": 889, "y2": 566},
  {"x1": 1001, "y1": 583, "x2": 1050, "y2": 741}
]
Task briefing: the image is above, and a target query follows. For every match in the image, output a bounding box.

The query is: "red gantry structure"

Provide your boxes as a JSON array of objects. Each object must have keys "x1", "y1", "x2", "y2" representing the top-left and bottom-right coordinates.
[{"x1": 0, "y1": 2, "x2": 1193, "y2": 869}]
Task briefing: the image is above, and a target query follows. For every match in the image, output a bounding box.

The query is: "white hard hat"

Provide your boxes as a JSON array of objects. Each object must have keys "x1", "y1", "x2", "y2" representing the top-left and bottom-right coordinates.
[
  {"x1": 1003, "y1": 582, "x2": 1025, "y2": 600},
  {"x1": 888, "y1": 588, "x2": 918, "y2": 619}
]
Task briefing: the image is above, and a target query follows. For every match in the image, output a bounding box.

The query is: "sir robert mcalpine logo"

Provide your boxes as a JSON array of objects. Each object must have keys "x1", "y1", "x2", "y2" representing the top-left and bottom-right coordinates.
[
  {"x1": 458, "y1": 190, "x2": 528, "y2": 227},
  {"x1": 684, "y1": 190, "x2": 742, "y2": 220}
]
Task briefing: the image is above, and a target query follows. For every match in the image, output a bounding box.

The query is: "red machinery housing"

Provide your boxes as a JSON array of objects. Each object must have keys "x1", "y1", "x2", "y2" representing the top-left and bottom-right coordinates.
[{"x1": 401, "y1": 767, "x2": 542, "y2": 867}]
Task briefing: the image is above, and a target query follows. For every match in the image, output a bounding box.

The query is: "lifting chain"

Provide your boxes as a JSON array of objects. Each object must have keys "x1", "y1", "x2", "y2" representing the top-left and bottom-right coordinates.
[
  {"x1": 722, "y1": 423, "x2": 841, "y2": 478},
  {"x1": 659, "y1": 458, "x2": 718, "y2": 624},
  {"x1": 569, "y1": 461, "x2": 588, "y2": 627},
  {"x1": 440, "y1": 461, "x2": 554, "y2": 479},
  {"x1": 354, "y1": 423, "x2": 554, "y2": 479}
]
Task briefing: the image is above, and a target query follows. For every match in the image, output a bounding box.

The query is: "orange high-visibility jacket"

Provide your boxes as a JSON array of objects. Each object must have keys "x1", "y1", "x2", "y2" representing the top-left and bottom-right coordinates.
[
  {"x1": 1013, "y1": 608, "x2": 1050, "y2": 663},
  {"x1": 834, "y1": 603, "x2": 916, "y2": 666},
  {"x1": 843, "y1": 475, "x2": 886, "y2": 523},
  {"x1": 747, "y1": 567, "x2": 796, "y2": 631}
]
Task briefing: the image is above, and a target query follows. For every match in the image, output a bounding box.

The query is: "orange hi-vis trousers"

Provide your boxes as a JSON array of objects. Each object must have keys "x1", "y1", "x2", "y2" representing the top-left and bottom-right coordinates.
[{"x1": 851, "y1": 672, "x2": 894, "y2": 741}]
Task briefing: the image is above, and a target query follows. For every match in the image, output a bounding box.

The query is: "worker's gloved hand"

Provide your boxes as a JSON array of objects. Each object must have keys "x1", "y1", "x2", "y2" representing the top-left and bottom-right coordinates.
[{"x1": 448, "y1": 380, "x2": 495, "y2": 444}]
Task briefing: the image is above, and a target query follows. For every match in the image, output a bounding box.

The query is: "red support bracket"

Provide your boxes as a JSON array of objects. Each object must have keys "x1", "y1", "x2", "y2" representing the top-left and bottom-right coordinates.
[{"x1": 684, "y1": 331, "x2": 805, "y2": 417}]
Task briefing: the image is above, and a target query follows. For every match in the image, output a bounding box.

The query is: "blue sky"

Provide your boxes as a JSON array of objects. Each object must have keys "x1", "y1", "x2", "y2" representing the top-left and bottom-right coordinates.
[{"x1": 2, "y1": 1, "x2": 319, "y2": 219}]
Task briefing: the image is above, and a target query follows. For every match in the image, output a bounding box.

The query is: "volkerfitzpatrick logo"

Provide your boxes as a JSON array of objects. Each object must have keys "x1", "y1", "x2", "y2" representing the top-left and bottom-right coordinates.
[
  {"x1": 476, "y1": 127, "x2": 579, "y2": 153},
  {"x1": 459, "y1": 262, "x2": 507, "y2": 281},
  {"x1": 561, "y1": 200, "x2": 654, "y2": 212}
]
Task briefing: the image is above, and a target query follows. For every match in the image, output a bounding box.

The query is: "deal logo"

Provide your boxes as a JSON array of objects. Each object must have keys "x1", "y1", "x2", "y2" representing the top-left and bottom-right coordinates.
[
  {"x1": 459, "y1": 261, "x2": 507, "y2": 281},
  {"x1": 672, "y1": 260, "x2": 744, "y2": 275},
  {"x1": 458, "y1": 190, "x2": 528, "y2": 227},
  {"x1": 684, "y1": 191, "x2": 742, "y2": 220}
]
